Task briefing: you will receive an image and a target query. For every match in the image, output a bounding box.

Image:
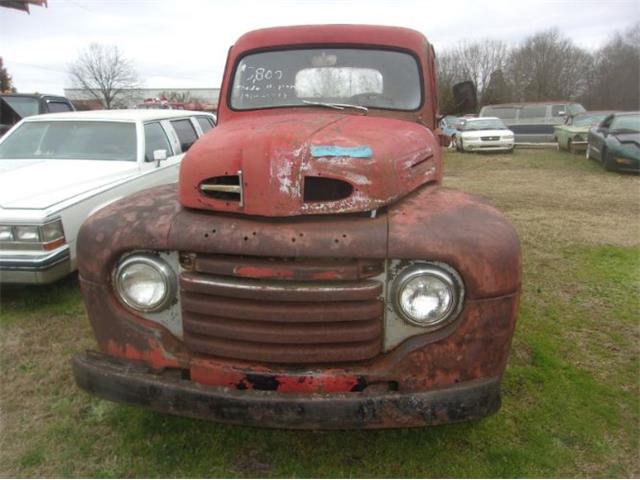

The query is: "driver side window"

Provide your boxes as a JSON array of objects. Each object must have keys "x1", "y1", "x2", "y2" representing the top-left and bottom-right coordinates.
[{"x1": 144, "y1": 122, "x2": 173, "y2": 162}]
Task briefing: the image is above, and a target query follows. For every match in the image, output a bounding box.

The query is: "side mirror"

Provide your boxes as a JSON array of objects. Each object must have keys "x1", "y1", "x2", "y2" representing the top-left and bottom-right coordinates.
[
  {"x1": 451, "y1": 81, "x2": 478, "y2": 115},
  {"x1": 153, "y1": 149, "x2": 168, "y2": 167}
]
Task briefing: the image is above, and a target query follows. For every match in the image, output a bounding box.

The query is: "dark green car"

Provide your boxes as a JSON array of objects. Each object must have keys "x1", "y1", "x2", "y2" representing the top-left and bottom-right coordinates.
[
  {"x1": 587, "y1": 112, "x2": 640, "y2": 172},
  {"x1": 554, "y1": 111, "x2": 615, "y2": 154}
]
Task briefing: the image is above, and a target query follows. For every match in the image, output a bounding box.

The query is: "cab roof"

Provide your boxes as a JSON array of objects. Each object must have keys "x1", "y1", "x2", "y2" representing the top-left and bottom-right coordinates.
[{"x1": 232, "y1": 24, "x2": 430, "y2": 53}]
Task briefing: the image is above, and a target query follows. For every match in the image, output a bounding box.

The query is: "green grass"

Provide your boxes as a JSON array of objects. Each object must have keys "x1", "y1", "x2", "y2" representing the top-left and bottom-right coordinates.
[{"x1": 1, "y1": 148, "x2": 638, "y2": 477}]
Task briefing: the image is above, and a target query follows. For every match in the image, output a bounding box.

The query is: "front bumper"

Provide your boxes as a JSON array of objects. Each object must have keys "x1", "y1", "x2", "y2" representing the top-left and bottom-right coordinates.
[
  {"x1": 73, "y1": 350, "x2": 502, "y2": 429},
  {"x1": 0, "y1": 245, "x2": 71, "y2": 284},
  {"x1": 463, "y1": 140, "x2": 514, "y2": 152}
]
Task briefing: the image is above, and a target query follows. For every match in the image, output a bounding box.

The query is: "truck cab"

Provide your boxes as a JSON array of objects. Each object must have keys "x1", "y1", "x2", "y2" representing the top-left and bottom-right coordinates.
[{"x1": 72, "y1": 25, "x2": 521, "y2": 429}]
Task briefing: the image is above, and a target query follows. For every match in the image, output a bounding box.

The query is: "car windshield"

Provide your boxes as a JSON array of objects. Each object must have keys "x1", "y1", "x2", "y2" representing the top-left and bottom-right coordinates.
[
  {"x1": 2, "y1": 96, "x2": 40, "y2": 117},
  {"x1": 610, "y1": 114, "x2": 640, "y2": 133},
  {"x1": 0, "y1": 121, "x2": 137, "y2": 161},
  {"x1": 461, "y1": 119, "x2": 507, "y2": 131},
  {"x1": 572, "y1": 113, "x2": 608, "y2": 127},
  {"x1": 230, "y1": 48, "x2": 422, "y2": 111}
]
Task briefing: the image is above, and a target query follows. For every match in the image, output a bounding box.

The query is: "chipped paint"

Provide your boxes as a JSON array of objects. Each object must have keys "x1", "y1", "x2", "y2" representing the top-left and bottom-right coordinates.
[{"x1": 310, "y1": 145, "x2": 373, "y2": 158}]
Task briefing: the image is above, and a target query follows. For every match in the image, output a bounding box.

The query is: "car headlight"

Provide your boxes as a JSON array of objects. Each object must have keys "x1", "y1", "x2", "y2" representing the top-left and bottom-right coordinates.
[
  {"x1": 0, "y1": 225, "x2": 14, "y2": 242},
  {"x1": 392, "y1": 263, "x2": 464, "y2": 328},
  {"x1": 114, "y1": 254, "x2": 177, "y2": 312},
  {"x1": 14, "y1": 225, "x2": 40, "y2": 242}
]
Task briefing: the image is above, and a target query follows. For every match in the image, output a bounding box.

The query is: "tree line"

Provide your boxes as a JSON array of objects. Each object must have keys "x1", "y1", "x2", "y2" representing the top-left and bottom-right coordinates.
[{"x1": 437, "y1": 23, "x2": 640, "y2": 113}]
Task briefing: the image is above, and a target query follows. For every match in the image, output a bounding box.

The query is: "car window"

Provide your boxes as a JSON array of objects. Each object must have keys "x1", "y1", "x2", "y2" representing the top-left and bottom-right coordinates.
[
  {"x1": 550, "y1": 105, "x2": 566, "y2": 117},
  {"x1": 482, "y1": 107, "x2": 516, "y2": 120},
  {"x1": 170, "y1": 119, "x2": 198, "y2": 152},
  {"x1": 196, "y1": 116, "x2": 214, "y2": 134},
  {"x1": 231, "y1": 48, "x2": 422, "y2": 111},
  {"x1": 144, "y1": 122, "x2": 173, "y2": 162},
  {"x1": 2, "y1": 96, "x2": 40, "y2": 117},
  {"x1": 0, "y1": 121, "x2": 137, "y2": 161},
  {"x1": 610, "y1": 114, "x2": 640, "y2": 132},
  {"x1": 461, "y1": 119, "x2": 508, "y2": 131},
  {"x1": 519, "y1": 105, "x2": 547, "y2": 119},
  {"x1": 47, "y1": 101, "x2": 73, "y2": 113}
]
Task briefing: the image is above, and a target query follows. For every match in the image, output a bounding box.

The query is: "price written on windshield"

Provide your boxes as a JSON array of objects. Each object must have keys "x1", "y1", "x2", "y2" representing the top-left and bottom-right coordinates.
[{"x1": 245, "y1": 67, "x2": 284, "y2": 83}]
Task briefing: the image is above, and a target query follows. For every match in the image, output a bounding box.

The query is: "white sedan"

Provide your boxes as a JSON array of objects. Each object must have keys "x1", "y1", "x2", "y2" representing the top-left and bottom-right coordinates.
[
  {"x1": 455, "y1": 117, "x2": 515, "y2": 153},
  {"x1": 0, "y1": 109, "x2": 215, "y2": 284}
]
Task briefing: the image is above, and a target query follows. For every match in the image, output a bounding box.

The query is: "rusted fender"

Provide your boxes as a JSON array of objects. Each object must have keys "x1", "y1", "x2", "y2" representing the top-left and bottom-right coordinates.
[
  {"x1": 388, "y1": 185, "x2": 521, "y2": 299},
  {"x1": 77, "y1": 184, "x2": 180, "y2": 283}
]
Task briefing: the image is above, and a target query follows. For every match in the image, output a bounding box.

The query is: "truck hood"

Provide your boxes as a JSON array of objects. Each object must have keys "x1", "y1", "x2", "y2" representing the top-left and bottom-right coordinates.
[
  {"x1": 0, "y1": 159, "x2": 138, "y2": 211},
  {"x1": 179, "y1": 112, "x2": 439, "y2": 216}
]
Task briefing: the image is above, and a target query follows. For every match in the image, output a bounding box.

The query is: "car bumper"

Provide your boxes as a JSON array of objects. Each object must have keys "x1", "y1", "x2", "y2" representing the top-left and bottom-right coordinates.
[
  {"x1": 464, "y1": 140, "x2": 514, "y2": 152},
  {"x1": 0, "y1": 245, "x2": 71, "y2": 284},
  {"x1": 72, "y1": 350, "x2": 502, "y2": 429},
  {"x1": 611, "y1": 155, "x2": 640, "y2": 172}
]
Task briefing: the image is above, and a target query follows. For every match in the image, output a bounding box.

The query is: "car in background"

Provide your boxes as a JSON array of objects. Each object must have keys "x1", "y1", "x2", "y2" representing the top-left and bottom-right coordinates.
[
  {"x1": 554, "y1": 111, "x2": 616, "y2": 154},
  {"x1": 586, "y1": 111, "x2": 640, "y2": 172},
  {"x1": 438, "y1": 115, "x2": 460, "y2": 148},
  {"x1": 479, "y1": 101, "x2": 585, "y2": 145},
  {"x1": 455, "y1": 117, "x2": 514, "y2": 153},
  {"x1": 1, "y1": 93, "x2": 75, "y2": 137},
  {"x1": 0, "y1": 109, "x2": 216, "y2": 284}
]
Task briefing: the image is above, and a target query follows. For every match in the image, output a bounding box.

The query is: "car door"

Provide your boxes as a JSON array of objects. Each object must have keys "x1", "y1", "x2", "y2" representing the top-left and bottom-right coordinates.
[{"x1": 137, "y1": 120, "x2": 183, "y2": 187}]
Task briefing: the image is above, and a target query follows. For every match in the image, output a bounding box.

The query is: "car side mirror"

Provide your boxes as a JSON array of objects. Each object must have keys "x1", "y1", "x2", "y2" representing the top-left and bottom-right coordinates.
[
  {"x1": 153, "y1": 149, "x2": 168, "y2": 167},
  {"x1": 450, "y1": 81, "x2": 478, "y2": 115}
]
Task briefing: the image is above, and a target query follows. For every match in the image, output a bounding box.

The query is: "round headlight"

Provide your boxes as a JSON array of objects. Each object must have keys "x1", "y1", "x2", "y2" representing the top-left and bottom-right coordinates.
[
  {"x1": 392, "y1": 263, "x2": 463, "y2": 328},
  {"x1": 114, "y1": 254, "x2": 176, "y2": 312}
]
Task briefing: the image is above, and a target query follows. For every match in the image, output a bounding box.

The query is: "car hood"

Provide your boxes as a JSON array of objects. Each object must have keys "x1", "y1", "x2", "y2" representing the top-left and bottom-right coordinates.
[
  {"x1": 0, "y1": 159, "x2": 139, "y2": 210},
  {"x1": 612, "y1": 131, "x2": 640, "y2": 146},
  {"x1": 179, "y1": 112, "x2": 439, "y2": 216}
]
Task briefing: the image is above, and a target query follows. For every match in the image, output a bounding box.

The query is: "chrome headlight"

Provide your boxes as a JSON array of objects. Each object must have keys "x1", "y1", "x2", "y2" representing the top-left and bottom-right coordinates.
[
  {"x1": 392, "y1": 263, "x2": 464, "y2": 328},
  {"x1": 114, "y1": 254, "x2": 177, "y2": 312}
]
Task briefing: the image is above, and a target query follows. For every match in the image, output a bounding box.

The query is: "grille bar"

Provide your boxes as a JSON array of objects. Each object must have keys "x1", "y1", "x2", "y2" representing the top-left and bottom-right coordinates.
[
  {"x1": 184, "y1": 332, "x2": 382, "y2": 364},
  {"x1": 181, "y1": 272, "x2": 382, "y2": 302},
  {"x1": 182, "y1": 292, "x2": 383, "y2": 323},
  {"x1": 184, "y1": 312, "x2": 382, "y2": 344}
]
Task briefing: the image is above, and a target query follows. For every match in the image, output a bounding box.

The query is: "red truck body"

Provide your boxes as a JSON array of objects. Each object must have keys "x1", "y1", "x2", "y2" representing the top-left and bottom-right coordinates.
[{"x1": 72, "y1": 25, "x2": 521, "y2": 429}]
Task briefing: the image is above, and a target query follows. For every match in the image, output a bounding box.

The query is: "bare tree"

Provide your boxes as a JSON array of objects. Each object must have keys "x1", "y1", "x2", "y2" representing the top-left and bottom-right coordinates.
[
  {"x1": 68, "y1": 43, "x2": 139, "y2": 109},
  {"x1": 506, "y1": 29, "x2": 591, "y2": 102},
  {"x1": 436, "y1": 39, "x2": 509, "y2": 112},
  {"x1": 582, "y1": 22, "x2": 640, "y2": 110}
]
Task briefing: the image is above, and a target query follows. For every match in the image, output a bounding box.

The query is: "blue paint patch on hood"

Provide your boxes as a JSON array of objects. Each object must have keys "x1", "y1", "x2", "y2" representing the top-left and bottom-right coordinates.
[{"x1": 310, "y1": 145, "x2": 373, "y2": 158}]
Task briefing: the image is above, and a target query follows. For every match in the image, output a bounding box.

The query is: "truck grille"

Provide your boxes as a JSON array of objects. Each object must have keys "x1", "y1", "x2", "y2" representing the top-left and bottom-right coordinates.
[
  {"x1": 481, "y1": 136, "x2": 500, "y2": 141},
  {"x1": 180, "y1": 254, "x2": 385, "y2": 364}
]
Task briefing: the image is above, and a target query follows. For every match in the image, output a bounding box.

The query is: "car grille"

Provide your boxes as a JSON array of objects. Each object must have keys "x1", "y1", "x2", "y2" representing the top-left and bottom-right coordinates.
[
  {"x1": 180, "y1": 254, "x2": 385, "y2": 364},
  {"x1": 481, "y1": 136, "x2": 500, "y2": 141}
]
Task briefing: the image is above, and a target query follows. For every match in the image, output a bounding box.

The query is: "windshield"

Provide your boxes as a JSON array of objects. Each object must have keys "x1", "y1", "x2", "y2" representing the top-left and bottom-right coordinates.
[
  {"x1": 0, "y1": 121, "x2": 137, "y2": 161},
  {"x1": 230, "y1": 48, "x2": 422, "y2": 111},
  {"x1": 571, "y1": 113, "x2": 609, "y2": 127},
  {"x1": 461, "y1": 119, "x2": 507, "y2": 131},
  {"x1": 2, "y1": 96, "x2": 39, "y2": 117},
  {"x1": 610, "y1": 114, "x2": 640, "y2": 133}
]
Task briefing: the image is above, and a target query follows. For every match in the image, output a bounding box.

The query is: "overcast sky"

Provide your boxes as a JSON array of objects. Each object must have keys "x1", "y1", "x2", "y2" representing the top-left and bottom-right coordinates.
[{"x1": 1, "y1": 0, "x2": 638, "y2": 95}]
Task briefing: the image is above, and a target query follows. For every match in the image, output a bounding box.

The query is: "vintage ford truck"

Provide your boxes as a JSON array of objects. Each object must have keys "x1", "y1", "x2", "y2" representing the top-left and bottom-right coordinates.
[{"x1": 72, "y1": 25, "x2": 521, "y2": 429}]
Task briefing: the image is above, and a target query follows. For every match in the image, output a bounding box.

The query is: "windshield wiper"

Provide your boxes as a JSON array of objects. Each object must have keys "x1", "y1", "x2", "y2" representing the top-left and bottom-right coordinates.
[{"x1": 301, "y1": 100, "x2": 368, "y2": 113}]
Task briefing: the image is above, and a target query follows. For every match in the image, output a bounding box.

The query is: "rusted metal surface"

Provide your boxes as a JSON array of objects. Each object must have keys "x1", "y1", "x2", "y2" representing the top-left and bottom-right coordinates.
[
  {"x1": 388, "y1": 185, "x2": 522, "y2": 299},
  {"x1": 191, "y1": 254, "x2": 383, "y2": 280},
  {"x1": 74, "y1": 351, "x2": 502, "y2": 429},
  {"x1": 179, "y1": 113, "x2": 440, "y2": 216}
]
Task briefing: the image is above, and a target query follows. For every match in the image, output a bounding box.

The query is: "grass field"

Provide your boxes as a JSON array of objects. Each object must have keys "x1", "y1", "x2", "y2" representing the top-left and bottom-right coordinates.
[{"x1": 1, "y1": 148, "x2": 638, "y2": 478}]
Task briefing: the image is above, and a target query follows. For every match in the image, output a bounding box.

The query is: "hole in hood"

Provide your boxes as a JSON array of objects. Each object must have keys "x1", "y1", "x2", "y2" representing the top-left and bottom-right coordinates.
[{"x1": 304, "y1": 176, "x2": 353, "y2": 203}]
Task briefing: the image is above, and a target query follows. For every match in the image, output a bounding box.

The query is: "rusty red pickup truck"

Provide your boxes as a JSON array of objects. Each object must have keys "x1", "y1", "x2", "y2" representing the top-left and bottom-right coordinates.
[{"x1": 72, "y1": 25, "x2": 521, "y2": 429}]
